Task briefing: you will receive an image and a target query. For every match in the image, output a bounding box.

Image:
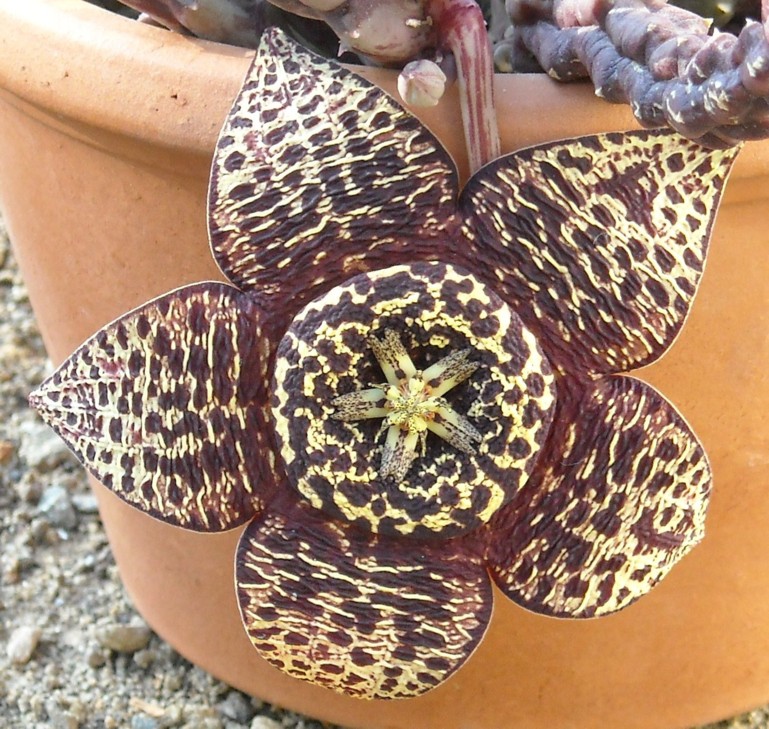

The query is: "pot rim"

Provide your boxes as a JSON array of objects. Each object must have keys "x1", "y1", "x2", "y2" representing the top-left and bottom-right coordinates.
[
  {"x1": 0, "y1": 0, "x2": 768, "y2": 184},
  {"x1": 0, "y1": 0, "x2": 250, "y2": 157},
  {"x1": 0, "y1": 0, "x2": 635, "y2": 153}
]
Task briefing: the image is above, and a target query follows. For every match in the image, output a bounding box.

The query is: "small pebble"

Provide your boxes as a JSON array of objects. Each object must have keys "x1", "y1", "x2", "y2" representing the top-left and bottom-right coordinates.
[
  {"x1": 217, "y1": 691, "x2": 255, "y2": 724},
  {"x1": 130, "y1": 716, "x2": 160, "y2": 729},
  {"x1": 53, "y1": 715, "x2": 79, "y2": 729},
  {"x1": 18, "y1": 419, "x2": 73, "y2": 471},
  {"x1": 76, "y1": 553, "x2": 98, "y2": 573},
  {"x1": 48, "y1": 708, "x2": 80, "y2": 729},
  {"x1": 71, "y1": 492, "x2": 99, "y2": 514},
  {"x1": 164, "y1": 673, "x2": 183, "y2": 692},
  {"x1": 129, "y1": 697, "x2": 165, "y2": 718},
  {"x1": 250, "y1": 718, "x2": 282, "y2": 729},
  {"x1": 85, "y1": 645, "x2": 108, "y2": 669},
  {"x1": 25, "y1": 517, "x2": 51, "y2": 544},
  {"x1": 0, "y1": 439, "x2": 13, "y2": 464},
  {"x1": 95, "y1": 622, "x2": 152, "y2": 653},
  {"x1": 182, "y1": 718, "x2": 223, "y2": 729},
  {"x1": 133, "y1": 648, "x2": 157, "y2": 669},
  {"x1": 7, "y1": 625, "x2": 42, "y2": 665},
  {"x1": 17, "y1": 476, "x2": 42, "y2": 504},
  {"x1": 37, "y1": 484, "x2": 78, "y2": 530},
  {"x1": 163, "y1": 705, "x2": 184, "y2": 724},
  {"x1": 2, "y1": 553, "x2": 35, "y2": 584},
  {"x1": 29, "y1": 694, "x2": 45, "y2": 718}
]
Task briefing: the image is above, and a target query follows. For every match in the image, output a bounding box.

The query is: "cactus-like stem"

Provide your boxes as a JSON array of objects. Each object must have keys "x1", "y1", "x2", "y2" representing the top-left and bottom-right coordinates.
[
  {"x1": 428, "y1": 0, "x2": 501, "y2": 172},
  {"x1": 118, "y1": 0, "x2": 194, "y2": 31},
  {"x1": 271, "y1": 0, "x2": 502, "y2": 171},
  {"x1": 510, "y1": 0, "x2": 769, "y2": 146},
  {"x1": 117, "y1": 0, "x2": 280, "y2": 44}
]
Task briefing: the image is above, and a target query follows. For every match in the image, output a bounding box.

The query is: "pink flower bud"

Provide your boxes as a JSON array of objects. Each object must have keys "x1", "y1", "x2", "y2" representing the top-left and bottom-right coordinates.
[{"x1": 397, "y1": 59, "x2": 448, "y2": 106}]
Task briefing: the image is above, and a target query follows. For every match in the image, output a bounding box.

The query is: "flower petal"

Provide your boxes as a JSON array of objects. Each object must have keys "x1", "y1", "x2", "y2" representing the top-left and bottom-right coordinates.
[
  {"x1": 460, "y1": 129, "x2": 739, "y2": 374},
  {"x1": 29, "y1": 284, "x2": 273, "y2": 532},
  {"x1": 236, "y1": 500, "x2": 492, "y2": 699},
  {"x1": 209, "y1": 28, "x2": 459, "y2": 330},
  {"x1": 487, "y1": 374, "x2": 712, "y2": 618},
  {"x1": 271, "y1": 262, "x2": 556, "y2": 539}
]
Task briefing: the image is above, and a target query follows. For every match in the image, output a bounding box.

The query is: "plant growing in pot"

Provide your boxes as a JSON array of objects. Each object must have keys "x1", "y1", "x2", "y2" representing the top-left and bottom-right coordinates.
[
  {"x1": 3, "y1": 0, "x2": 769, "y2": 727},
  {"x1": 104, "y1": 0, "x2": 769, "y2": 151}
]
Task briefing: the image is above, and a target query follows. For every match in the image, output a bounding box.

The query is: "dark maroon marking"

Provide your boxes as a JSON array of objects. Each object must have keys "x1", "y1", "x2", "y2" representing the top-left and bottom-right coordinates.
[{"x1": 136, "y1": 315, "x2": 151, "y2": 339}]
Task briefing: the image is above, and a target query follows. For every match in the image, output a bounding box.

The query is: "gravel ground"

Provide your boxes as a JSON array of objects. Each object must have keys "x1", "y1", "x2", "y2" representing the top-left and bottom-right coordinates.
[
  {"x1": 0, "y1": 216, "x2": 339, "y2": 729},
  {"x1": 0, "y1": 213, "x2": 768, "y2": 729}
]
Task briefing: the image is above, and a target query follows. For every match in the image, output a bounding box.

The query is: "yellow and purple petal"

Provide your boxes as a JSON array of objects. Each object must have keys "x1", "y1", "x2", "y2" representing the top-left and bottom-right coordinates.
[
  {"x1": 29, "y1": 284, "x2": 273, "y2": 532},
  {"x1": 459, "y1": 129, "x2": 739, "y2": 375},
  {"x1": 236, "y1": 500, "x2": 492, "y2": 699},
  {"x1": 487, "y1": 375, "x2": 711, "y2": 618},
  {"x1": 208, "y1": 28, "x2": 459, "y2": 333}
]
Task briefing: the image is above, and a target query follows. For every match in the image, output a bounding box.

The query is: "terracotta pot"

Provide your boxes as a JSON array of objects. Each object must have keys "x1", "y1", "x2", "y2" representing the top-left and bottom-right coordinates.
[{"x1": 2, "y1": 2, "x2": 769, "y2": 727}]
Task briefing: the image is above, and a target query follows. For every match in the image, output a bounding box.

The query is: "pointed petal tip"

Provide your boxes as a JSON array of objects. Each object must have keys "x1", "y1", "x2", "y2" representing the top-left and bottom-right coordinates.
[
  {"x1": 461, "y1": 127, "x2": 739, "y2": 375},
  {"x1": 25, "y1": 286, "x2": 272, "y2": 533},
  {"x1": 210, "y1": 28, "x2": 458, "y2": 308},
  {"x1": 27, "y1": 387, "x2": 42, "y2": 412},
  {"x1": 27, "y1": 379, "x2": 77, "y2": 441}
]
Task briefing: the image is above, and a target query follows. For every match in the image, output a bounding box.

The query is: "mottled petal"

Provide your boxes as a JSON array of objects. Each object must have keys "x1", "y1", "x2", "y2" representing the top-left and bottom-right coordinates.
[
  {"x1": 209, "y1": 27, "x2": 459, "y2": 333},
  {"x1": 271, "y1": 262, "x2": 556, "y2": 539},
  {"x1": 236, "y1": 501, "x2": 492, "y2": 699},
  {"x1": 487, "y1": 374, "x2": 712, "y2": 618},
  {"x1": 460, "y1": 129, "x2": 739, "y2": 374},
  {"x1": 29, "y1": 284, "x2": 273, "y2": 532}
]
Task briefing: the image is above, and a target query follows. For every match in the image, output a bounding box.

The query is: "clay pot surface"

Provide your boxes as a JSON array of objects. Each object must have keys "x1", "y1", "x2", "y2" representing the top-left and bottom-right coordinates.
[{"x1": 2, "y1": 2, "x2": 769, "y2": 728}]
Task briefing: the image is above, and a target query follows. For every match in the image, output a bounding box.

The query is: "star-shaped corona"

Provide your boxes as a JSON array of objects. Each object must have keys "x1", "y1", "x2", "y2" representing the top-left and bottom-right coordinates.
[{"x1": 332, "y1": 329, "x2": 481, "y2": 482}]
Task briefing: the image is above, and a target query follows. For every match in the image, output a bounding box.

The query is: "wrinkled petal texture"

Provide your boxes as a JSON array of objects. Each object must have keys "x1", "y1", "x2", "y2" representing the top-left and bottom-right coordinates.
[
  {"x1": 488, "y1": 375, "x2": 711, "y2": 618},
  {"x1": 236, "y1": 501, "x2": 492, "y2": 699},
  {"x1": 270, "y1": 262, "x2": 556, "y2": 539},
  {"x1": 30, "y1": 284, "x2": 272, "y2": 531},
  {"x1": 209, "y1": 27, "x2": 460, "y2": 334},
  {"x1": 460, "y1": 130, "x2": 739, "y2": 375}
]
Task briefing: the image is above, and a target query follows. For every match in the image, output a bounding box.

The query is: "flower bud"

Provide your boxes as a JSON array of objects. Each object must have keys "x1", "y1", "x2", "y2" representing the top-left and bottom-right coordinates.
[{"x1": 397, "y1": 59, "x2": 448, "y2": 107}]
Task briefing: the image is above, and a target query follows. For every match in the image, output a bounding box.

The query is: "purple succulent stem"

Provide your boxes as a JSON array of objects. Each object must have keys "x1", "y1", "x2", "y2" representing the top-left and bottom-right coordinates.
[
  {"x1": 427, "y1": 0, "x2": 501, "y2": 172},
  {"x1": 117, "y1": 0, "x2": 194, "y2": 32},
  {"x1": 512, "y1": 0, "x2": 769, "y2": 146}
]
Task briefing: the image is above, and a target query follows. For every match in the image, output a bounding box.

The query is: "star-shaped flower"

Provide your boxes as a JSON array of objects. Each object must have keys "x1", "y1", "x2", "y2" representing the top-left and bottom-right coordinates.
[{"x1": 30, "y1": 29, "x2": 739, "y2": 699}]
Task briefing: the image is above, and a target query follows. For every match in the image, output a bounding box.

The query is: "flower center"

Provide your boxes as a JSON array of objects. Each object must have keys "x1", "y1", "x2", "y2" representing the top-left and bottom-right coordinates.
[
  {"x1": 384, "y1": 378, "x2": 437, "y2": 431},
  {"x1": 333, "y1": 329, "x2": 481, "y2": 482},
  {"x1": 270, "y1": 261, "x2": 556, "y2": 539}
]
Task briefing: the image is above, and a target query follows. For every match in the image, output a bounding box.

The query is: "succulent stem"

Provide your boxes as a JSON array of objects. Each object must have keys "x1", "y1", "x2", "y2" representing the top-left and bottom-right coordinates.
[
  {"x1": 764, "y1": 0, "x2": 769, "y2": 39},
  {"x1": 511, "y1": 0, "x2": 769, "y2": 146},
  {"x1": 117, "y1": 0, "x2": 193, "y2": 31},
  {"x1": 427, "y1": 0, "x2": 501, "y2": 172}
]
